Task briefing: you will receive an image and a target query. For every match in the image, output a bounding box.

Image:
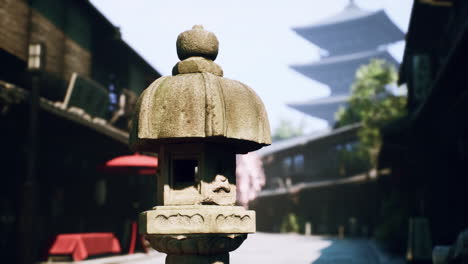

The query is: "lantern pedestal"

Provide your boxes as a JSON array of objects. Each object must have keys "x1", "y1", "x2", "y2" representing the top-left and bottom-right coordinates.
[
  {"x1": 166, "y1": 254, "x2": 229, "y2": 264},
  {"x1": 146, "y1": 234, "x2": 246, "y2": 264},
  {"x1": 166, "y1": 253, "x2": 229, "y2": 264}
]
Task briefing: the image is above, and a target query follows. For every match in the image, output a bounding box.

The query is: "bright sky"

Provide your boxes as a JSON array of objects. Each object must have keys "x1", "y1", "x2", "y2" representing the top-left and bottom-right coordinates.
[{"x1": 90, "y1": 0, "x2": 413, "y2": 133}]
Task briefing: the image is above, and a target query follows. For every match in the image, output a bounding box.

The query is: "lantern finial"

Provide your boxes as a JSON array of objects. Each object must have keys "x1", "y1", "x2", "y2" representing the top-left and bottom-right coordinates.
[{"x1": 176, "y1": 24, "x2": 219, "y2": 61}]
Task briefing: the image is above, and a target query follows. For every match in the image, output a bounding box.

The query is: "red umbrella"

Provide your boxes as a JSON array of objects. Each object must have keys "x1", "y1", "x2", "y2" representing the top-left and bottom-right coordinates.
[
  {"x1": 97, "y1": 153, "x2": 157, "y2": 254},
  {"x1": 100, "y1": 153, "x2": 158, "y2": 175}
]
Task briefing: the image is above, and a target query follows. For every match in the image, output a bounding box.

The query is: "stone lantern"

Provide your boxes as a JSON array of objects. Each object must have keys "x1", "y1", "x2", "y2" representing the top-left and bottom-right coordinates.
[{"x1": 130, "y1": 25, "x2": 271, "y2": 264}]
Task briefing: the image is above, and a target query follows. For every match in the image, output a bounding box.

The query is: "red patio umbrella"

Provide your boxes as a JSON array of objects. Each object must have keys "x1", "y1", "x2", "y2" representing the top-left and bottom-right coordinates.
[
  {"x1": 98, "y1": 153, "x2": 158, "y2": 253},
  {"x1": 100, "y1": 153, "x2": 158, "y2": 175}
]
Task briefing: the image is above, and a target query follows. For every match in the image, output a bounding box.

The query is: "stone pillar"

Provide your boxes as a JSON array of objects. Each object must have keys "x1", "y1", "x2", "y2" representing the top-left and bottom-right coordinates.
[
  {"x1": 148, "y1": 233, "x2": 246, "y2": 264},
  {"x1": 129, "y1": 25, "x2": 271, "y2": 264}
]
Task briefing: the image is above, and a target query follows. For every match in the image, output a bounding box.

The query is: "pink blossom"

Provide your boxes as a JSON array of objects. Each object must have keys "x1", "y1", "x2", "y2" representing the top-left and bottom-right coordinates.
[{"x1": 236, "y1": 152, "x2": 266, "y2": 207}]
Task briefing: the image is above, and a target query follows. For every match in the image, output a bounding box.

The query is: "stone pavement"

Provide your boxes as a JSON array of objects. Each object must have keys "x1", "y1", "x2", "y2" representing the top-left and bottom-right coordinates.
[
  {"x1": 232, "y1": 233, "x2": 405, "y2": 264},
  {"x1": 77, "y1": 233, "x2": 404, "y2": 264}
]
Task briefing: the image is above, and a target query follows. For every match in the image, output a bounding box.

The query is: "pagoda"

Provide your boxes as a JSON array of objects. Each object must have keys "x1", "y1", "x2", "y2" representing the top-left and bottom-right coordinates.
[{"x1": 289, "y1": 0, "x2": 404, "y2": 124}]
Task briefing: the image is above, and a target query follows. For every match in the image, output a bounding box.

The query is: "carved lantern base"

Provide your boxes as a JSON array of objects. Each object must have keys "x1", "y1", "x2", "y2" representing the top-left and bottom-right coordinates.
[{"x1": 140, "y1": 205, "x2": 254, "y2": 264}]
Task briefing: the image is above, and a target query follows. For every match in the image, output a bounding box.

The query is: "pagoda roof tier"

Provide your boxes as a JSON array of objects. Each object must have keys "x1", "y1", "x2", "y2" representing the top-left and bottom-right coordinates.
[
  {"x1": 291, "y1": 49, "x2": 398, "y2": 95},
  {"x1": 294, "y1": 3, "x2": 404, "y2": 56},
  {"x1": 288, "y1": 94, "x2": 349, "y2": 124}
]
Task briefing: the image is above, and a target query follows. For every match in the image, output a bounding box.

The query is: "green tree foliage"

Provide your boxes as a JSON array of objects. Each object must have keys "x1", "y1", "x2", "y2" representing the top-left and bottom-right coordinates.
[
  {"x1": 272, "y1": 119, "x2": 304, "y2": 142},
  {"x1": 335, "y1": 59, "x2": 407, "y2": 167}
]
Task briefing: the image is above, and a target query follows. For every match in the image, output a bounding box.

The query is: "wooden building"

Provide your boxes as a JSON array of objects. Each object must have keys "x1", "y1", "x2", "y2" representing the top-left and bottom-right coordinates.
[
  {"x1": 0, "y1": 0, "x2": 160, "y2": 262},
  {"x1": 251, "y1": 124, "x2": 383, "y2": 235},
  {"x1": 379, "y1": 0, "x2": 468, "y2": 248}
]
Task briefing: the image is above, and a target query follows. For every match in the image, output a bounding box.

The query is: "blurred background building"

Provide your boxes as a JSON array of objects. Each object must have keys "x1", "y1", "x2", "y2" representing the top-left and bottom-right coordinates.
[
  {"x1": 250, "y1": 0, "x2": 401, "y2": 236},
  {"x1": 289, "y1": 0, "x2": 403, "y2": 125},
  {"x1": 0, "y1": 0, "x2": 160, "y2": 262},
  {"x1": 252, "y1": 0, "x2": 468, "y2": 261},
  {"x1": 380, "y1": 0, "x2": 468, "y2": 252}
]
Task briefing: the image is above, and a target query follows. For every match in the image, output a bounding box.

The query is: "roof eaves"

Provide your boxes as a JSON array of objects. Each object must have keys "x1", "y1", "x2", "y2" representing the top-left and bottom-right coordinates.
[{"x1": 257, "y1": 123, "x2": 361, "y2": 157}]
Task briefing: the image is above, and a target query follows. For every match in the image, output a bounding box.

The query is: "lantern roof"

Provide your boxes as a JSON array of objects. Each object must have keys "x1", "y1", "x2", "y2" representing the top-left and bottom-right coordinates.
[{"x1": 129, "y1": 25, "x2": 271, "y2": 153}]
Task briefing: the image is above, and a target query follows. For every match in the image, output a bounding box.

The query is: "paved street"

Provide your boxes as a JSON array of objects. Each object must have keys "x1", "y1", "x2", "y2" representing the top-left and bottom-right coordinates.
[
  {"x1": 232, "y1": 233, "x2": 404, "y2": 264},
  {"x1": 79, "y1": 233, "x2": 404, "y2": 264}
]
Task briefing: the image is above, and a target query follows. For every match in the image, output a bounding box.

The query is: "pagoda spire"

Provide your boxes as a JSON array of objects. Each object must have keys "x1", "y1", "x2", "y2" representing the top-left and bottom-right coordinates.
[
  {"x1": 289, "y1": 0, "x2": 404, "y2": 124},
  {"x1": 347, "y1": 0, "x2": 358, "y2": 8}
]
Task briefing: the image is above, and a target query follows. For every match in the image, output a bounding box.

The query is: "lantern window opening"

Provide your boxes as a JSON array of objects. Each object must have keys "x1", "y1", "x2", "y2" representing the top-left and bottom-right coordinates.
[{"x1": 171, "y1": 155, "x2": 200, "y2": 190}]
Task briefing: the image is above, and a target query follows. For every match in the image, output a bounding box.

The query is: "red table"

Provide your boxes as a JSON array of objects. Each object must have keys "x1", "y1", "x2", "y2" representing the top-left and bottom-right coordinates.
[{"x1": 48, "y1": 233, "x2": 121, "y2": 261}]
